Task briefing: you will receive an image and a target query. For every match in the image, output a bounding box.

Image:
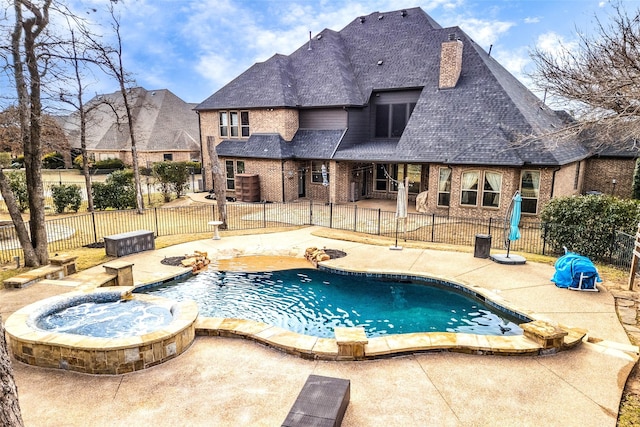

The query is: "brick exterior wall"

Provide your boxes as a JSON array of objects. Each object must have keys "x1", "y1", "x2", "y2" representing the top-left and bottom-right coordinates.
[
  {"x1": 583, "y1": 157, "x2": 635, "y2": 198},
  {"x1": 198, "y1": 108, "x2": 299, "y2": 190},
  {"x1": 439, "y1": 40, "x2": 463, "y2": 89},
  {"x1": 552, "y1": 162, "x2": 581, "y2": 198}
]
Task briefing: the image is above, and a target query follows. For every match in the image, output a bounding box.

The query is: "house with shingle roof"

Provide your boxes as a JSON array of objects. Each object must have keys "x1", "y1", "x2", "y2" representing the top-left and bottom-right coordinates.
[
  {"x1": 63, "y1": 87, "x2": 200, "y2": 167},
  {"x1": 195, "y1": 7, "x2": 637, "y2": 218}
]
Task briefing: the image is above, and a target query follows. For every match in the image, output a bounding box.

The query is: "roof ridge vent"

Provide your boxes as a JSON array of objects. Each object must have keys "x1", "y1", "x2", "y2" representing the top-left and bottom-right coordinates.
[
  {"x1": 378, "y1": 15, "x2": 384, "y2": 20},
  {"x1": 400, "y1": 10, "x2": 407, "y2": 17},
  {"x1": 359, "y1": 16, "x2": 365, "y2": 23},
  {"x1": 448, "y1": 33, "x2": 457, "y2": 41}
]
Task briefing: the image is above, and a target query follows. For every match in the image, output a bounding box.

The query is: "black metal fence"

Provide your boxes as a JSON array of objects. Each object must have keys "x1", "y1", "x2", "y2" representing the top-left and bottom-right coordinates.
[{"x1": 0, "y1": 201, "x2": 634, "y2": 270}]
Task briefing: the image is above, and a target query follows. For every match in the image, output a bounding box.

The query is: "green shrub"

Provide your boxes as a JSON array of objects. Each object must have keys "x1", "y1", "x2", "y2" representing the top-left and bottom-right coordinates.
[
  {"x1": 7, "y1": 171, "x2": 28, "y2": 212},
  {"x1": 91, "y1": 158, "x2": 125, "y2": 172},
  {"x1": 540, "y1": 194, "x2": 640, "y2": 259},
  {"x1": 185, "y1": 161, "x2": 201, "y2": 174},
  {"x1": 92, "y1": 170, "x2": 136, "y2": 210},
  {"x1": 152, "y1": 161, "x2": 190, "y2": 202},
  {"x1": 51, "y1": 184, "x2": 82, "y2": 213},
  {"x1": 42, "y1": 152, "x2": 65, "y2": 169}
]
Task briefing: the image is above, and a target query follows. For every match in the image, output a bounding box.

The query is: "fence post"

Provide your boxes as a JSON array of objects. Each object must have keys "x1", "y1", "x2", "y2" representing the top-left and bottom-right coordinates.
[
  {"x1": 353, "y1": 205, "x2": 357, "y2": 232},
  {"x1": 609, "y1": 226, "x2": 616, "y2": 264},
  {"x1": 154, "y1": 208, "x2": 159, "y2": 236},
  {"x1": 329, "y1": 203, "x2": 333, "y2": 229},
  {"x1": 431, "y1": 213, "x2": 435, "y2": 242},
  {"x1": 542, "y1": 223, "x2": 548, "y2": 256},
  {"x1": 91, "y1": 211, "x2": 98, "y2": 244},
  {"x1": 377, "y1": 209, "x2": 381, "y2": 235},
  {"x1": 488, "y1": 217, "x2": 492, "y2": 236},
  {"x1": 309, "y1": 200, "x2": 313, "y2": 225},
  {"x1": 263, "y1": 202, "x2": 266, "y2": 228}
]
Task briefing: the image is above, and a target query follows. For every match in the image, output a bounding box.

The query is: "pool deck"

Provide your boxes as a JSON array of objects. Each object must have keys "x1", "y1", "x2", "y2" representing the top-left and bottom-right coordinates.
[{"x1": 2, "y1": 226, "x2": 639, "y2": 426}]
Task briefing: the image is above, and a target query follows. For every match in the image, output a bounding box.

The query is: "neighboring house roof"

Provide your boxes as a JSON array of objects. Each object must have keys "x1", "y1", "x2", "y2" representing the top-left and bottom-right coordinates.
[
  {"x1": 196, "y1": 7, "x2": 612, "y2": 166},
  {"x1": 63, "y1": 88, "x2": 200, "y2": 153}
]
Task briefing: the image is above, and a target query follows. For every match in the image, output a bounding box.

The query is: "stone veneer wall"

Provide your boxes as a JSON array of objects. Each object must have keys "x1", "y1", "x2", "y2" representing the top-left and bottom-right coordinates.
[{"x1": 9, "y1": 324, "x2": 195, "y2": 374}]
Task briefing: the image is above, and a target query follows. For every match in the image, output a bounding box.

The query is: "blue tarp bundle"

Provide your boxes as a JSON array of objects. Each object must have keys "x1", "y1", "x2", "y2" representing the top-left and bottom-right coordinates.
[{"x1": 551, "y1": 252, "x2": 602, "y2": 291}]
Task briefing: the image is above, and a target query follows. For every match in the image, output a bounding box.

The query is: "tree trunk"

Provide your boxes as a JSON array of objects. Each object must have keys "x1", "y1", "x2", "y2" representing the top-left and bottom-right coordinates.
[
  {"x1": 9, "y1": 0, "x2": 51, "y2": 267},
  {"x1": 0, "y1": 171, "x2": 37, "y2": 265},
  {"x1": 0, "y1": 315, "x2": 24, "y2": 427},
  {"x1": 206, "y1": 136, "x2": 228, "y2": 227}
]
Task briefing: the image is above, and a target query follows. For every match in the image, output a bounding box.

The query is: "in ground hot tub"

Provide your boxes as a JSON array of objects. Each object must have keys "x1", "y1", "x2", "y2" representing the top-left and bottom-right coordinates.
[{"x1": 5, "y1": 287, "x2": 198, "y2": 374}]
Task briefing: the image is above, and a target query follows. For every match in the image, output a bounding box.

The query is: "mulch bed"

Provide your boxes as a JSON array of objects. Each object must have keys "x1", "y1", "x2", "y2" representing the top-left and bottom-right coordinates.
[
  {"x1": 161, "y1": 256, "x2": 187, "y2": 266},
  {"x1": 324, "y1": 249, "x2": 346, "y2": 259}
]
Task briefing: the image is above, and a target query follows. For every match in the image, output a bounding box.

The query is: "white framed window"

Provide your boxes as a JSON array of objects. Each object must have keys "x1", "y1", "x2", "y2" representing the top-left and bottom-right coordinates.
[
  {"x1": 520, "y1": 170, "x2": 540, "y2": 214},
  {"x1": 437, "y1": 167, "x2": 451, "y2": 207},
  {"x1": 460, "y1": 171, "x2": 479, "y2": 206},
  {"x1": 220, "y1": 110, "x2": 249, "y2": 138},
  {"x1": 482, "y1": 171, "x2": 502, "y2": 208}
]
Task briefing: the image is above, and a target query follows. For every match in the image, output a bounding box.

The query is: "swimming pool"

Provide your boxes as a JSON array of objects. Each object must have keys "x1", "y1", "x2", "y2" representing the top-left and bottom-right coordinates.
[{"x1": 140, "y1": 267, "x2": 526, "y2": 338}]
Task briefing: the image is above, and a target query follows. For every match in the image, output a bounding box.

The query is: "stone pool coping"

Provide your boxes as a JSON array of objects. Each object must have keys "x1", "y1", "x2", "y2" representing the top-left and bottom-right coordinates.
[
  {"x1": 4, "y1": 286, "x2": 199, "y2": 374},
  {"x1": 142, "y1": 259, "x2": 589, "y2": 359},
  {"x1": 3, "y1": 254, "x2": 600, "y2": 373}
]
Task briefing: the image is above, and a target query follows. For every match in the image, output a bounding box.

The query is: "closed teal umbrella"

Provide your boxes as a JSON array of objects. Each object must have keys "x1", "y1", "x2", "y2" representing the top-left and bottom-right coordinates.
[{"x1": 507, "y1": 191, "x2": 522, "y2": 256}]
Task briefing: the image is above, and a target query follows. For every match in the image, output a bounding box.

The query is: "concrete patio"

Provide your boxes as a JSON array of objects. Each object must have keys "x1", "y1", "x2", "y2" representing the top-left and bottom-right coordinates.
[{"x1": 2, "y1": 227, "x2": 638, "y2": 426}]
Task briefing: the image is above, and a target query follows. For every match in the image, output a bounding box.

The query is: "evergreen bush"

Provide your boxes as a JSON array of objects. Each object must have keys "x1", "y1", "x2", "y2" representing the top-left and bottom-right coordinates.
[
  {"x1": 51, "y1": 184, "x2": 82, "y2": 213},
  {"x1": 7, "y1": 171, "x2": 28, "y2": 212},
  {"x1": 540, "y1": 194, "x2": 640, "y2": 259},
  {"x1": 92, "y1": 170, "x2": 136, "y2": 210},
  {"x1": 42, "y1": 152, "x2": 64, "y2": 169}
]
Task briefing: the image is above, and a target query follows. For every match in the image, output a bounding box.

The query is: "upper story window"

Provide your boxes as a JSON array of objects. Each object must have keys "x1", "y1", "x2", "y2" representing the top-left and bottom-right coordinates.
[
  {"x1": 521, "y1": 170, "x2": 540, "y2": 214},
  {"x1": 375, "y1": 103, "x2": 416, "y2": 138},
  {"x1": 163, "y1": 153, "x2": 173, "y2": 161},
  {"x1": 437, "y1": 167, "x2": 451, "y2": 207},
  {"x1": 220, "y1": 111, "x2": 249, "y2": 138}
]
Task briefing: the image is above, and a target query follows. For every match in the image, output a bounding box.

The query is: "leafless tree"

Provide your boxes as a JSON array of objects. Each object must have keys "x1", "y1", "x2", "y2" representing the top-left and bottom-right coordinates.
[
  {"x1": 57, "y1": 27, "x2": 97, "y2": 211},
  {"x1": 83, "y1": 2, "x2": 144, "y2": 214},
  {"x1": 206, "y1": 136, "x2": 228, "y2": 227},
  {"x1": 530, "y1": 3, "x2": 640, "y2": 151},
  {"x1": 0, "y1": 315, "x2": 23, "y2": 427},
  {"x1": 3, "y1": 0, "x2": 53, "y2": 267}
]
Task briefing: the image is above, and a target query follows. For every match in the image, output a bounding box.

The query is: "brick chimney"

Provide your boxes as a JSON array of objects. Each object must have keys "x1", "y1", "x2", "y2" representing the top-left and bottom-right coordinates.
[{"x1": 439, "y1": 34, "x2": 463, "y2": 89}]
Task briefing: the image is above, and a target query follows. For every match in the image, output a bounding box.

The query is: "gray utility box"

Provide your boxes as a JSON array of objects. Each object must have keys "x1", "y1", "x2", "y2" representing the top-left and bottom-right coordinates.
[{"x1": 104, "y1": 230, "x2": 155, "y2": 257}]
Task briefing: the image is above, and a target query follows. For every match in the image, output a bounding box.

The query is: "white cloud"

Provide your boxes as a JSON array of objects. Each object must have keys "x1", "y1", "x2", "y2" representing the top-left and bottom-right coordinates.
[
  {"x1": 524, "y1": 17, "x2": 540, "y2": 24},
  {"x1": 457, "y1": 17, "x2": 515, "y2": 48},
  {"x1": 536, "y1": 31, "x2": 578, "y2": 56}
]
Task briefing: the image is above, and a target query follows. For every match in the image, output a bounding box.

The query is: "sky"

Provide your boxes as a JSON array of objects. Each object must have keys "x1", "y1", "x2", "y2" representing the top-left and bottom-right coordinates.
[{"x1": 7, "y1": 0, "x2": 640, "y2": 109}]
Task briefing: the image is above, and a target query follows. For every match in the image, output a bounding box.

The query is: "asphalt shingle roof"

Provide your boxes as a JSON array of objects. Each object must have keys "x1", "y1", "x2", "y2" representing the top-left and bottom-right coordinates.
[
  {"x1": 196, "y1": 7, "x2": 600, "y2": 166},
  {"x1": 64, "y1": 88, "x2": 200, "y2": 153}
]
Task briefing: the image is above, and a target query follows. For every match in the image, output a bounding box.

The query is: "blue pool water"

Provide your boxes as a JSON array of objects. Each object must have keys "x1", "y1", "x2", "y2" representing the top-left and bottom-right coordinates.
[
  {"x1": 35, "y1": 299, "x2": 173, "y2": 338},
  {"x1": 141, "y1": 268, "x2": 524, "y2": 338}
]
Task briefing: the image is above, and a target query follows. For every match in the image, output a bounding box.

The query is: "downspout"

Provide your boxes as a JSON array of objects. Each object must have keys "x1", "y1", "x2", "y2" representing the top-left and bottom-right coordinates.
[
  {"x1": 195, "y1": 110, "x2": 207, "y2": 190},
  {"x1": 550, "y1": 166, "x2": 561, "y2": 198}
]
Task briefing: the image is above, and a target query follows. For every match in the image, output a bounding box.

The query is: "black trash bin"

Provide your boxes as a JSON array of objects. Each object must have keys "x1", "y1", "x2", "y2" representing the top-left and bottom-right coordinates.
[{"x1": 474, "y1": 234, "x2": 492, "y2": 258}]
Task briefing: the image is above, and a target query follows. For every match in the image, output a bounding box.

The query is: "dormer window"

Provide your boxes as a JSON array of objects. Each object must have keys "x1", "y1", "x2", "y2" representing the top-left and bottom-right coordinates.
[
  {"x1": 375, "y1": 103, "x2": 416, "y2": 138},
  {"x1": 219, "y1": 111, "x2": 250, "y2": 138}
]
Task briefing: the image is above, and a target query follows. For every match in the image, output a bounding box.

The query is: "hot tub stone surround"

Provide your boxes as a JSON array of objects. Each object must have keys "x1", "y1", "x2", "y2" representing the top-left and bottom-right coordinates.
[{"x1": 4, "y1": 287, "x2": 198, "y2": 374}]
